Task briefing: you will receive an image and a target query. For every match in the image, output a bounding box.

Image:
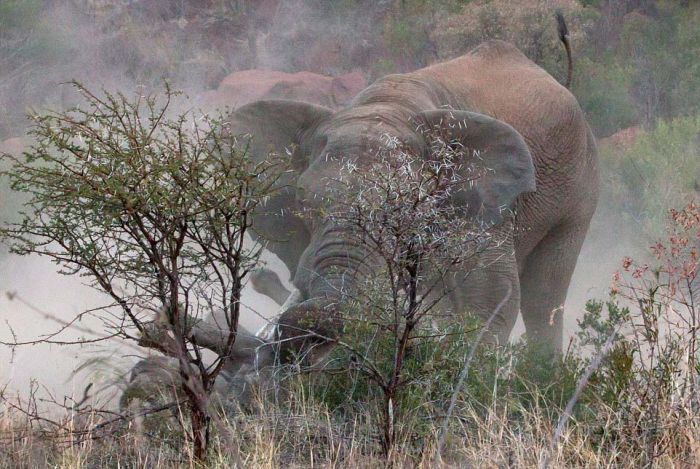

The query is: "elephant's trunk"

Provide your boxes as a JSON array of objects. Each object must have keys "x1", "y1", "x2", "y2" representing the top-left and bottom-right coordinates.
[
  {"x1": 268, "y1": 219, "x2": 377, "y2": 362},
  {"x1": 305, "y1": 221, "x2": 375, "y2": 303}
]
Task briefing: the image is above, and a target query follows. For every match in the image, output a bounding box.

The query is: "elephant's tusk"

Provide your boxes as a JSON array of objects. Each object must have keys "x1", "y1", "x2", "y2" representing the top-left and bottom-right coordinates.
[
  {"x1": 278, "y1": 287, "x2": 303, "y2": 313},
  {"x1": 247, "y1": 288, "x2": 303, "y2": 372},
  {"x1": 255, "y1": 288, "x2": 303, "y2": 341}
]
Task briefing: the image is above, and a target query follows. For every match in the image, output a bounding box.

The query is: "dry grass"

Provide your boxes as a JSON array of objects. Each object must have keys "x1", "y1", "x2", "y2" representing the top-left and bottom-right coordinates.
[{"x1": 2, "y1": 360, "x2": 700, "y2": 469}]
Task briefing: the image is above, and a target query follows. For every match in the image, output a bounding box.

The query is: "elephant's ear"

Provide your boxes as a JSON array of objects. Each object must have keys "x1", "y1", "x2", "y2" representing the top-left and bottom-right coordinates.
[
  {"x1": 227, "y1": 99, "x2": 333, "y2": 171},
  {"x1": 227, "y1": 100, "x2": 334, "y2": 274},
  {"x1": 413, "y1": 109, "x2": 535, "y2": 225}
]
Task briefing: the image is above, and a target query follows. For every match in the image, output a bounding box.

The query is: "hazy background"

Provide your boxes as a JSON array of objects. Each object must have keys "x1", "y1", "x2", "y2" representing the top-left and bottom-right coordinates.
[{"x1": 0, "y1": 0, "x2": 697, "y2": 403}]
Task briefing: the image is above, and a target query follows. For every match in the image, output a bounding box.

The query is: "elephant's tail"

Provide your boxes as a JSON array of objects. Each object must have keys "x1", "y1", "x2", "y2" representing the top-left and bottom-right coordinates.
[{"x1": 556, "y1": 11, "x2": 573, "y2": 89}]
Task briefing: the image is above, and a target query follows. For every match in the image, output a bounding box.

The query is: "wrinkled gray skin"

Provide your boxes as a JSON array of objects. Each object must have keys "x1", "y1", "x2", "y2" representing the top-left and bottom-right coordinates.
[{"x1": 125, "y1": 40, "x2": 598, "y2": 406}]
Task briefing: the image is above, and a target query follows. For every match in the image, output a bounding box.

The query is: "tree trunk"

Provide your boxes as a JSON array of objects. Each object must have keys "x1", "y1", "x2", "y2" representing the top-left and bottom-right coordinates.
[{"x1": 190, "y1": 398, "x2": 210, "y2": 461}]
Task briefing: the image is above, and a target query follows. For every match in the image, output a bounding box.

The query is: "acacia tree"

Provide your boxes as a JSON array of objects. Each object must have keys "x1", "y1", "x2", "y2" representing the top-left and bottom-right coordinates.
[
  {"x1": 0, "y1": 82, "x2": 276, "y2": 460},
  {"x1": 299, "y1": 132, "x2": 505, "y2": 455}
]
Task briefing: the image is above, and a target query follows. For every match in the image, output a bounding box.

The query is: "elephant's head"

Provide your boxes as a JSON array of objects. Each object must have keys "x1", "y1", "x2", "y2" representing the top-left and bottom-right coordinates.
[{"x1": 224, "y1": 97, "x2": 535, "y2": 370}]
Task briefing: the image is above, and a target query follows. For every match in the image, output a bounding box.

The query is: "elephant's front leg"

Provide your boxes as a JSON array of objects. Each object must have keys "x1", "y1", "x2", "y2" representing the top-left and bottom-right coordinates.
[{"x1": 449, "y1": 229, "x2": 522, "y2": 345}]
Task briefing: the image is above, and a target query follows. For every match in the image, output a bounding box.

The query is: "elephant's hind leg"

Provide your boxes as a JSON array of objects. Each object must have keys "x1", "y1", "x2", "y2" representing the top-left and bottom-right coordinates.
[{"x1": 518, "y1": 218, "x2": 590, "y2": 352}]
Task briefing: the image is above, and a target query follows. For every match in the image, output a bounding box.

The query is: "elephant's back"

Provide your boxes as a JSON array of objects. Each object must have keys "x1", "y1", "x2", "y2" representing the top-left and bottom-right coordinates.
[{"x1": 416, "y1": 41, "x2": 598, "y2": 258}]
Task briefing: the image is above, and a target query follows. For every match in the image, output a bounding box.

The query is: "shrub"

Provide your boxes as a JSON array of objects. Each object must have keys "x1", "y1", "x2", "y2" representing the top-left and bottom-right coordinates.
[
  {"x1": 270, "y1": 129, "x2": 588, "y2": 461},
  {"x1": 0, "y1": 82, "x2": 276, "y2": 461},
  {"x1": 600, "y1": 114, "x2": 700, "y2": 237},
  {"x1": 581, "y1": 202, "x2": 700, "y2": 466}
]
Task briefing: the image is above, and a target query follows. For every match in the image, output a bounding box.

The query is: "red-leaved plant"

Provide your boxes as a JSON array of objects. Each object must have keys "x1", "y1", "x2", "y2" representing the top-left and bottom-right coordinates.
[{"x1": 606, "y1": 201, "x2": 700, "y2": 464}]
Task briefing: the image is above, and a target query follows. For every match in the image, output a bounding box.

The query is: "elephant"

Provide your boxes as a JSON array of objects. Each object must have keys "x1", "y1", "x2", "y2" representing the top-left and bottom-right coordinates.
[
  {"x1": 198, "y1": 69, "x2": 366, "y2": 116},
  {"x1": 125, "y1": 38, "x2": 598, "y2": 403},
  {"x1": 212, "y1": 38, "x2": 599, "y2": 368}
]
